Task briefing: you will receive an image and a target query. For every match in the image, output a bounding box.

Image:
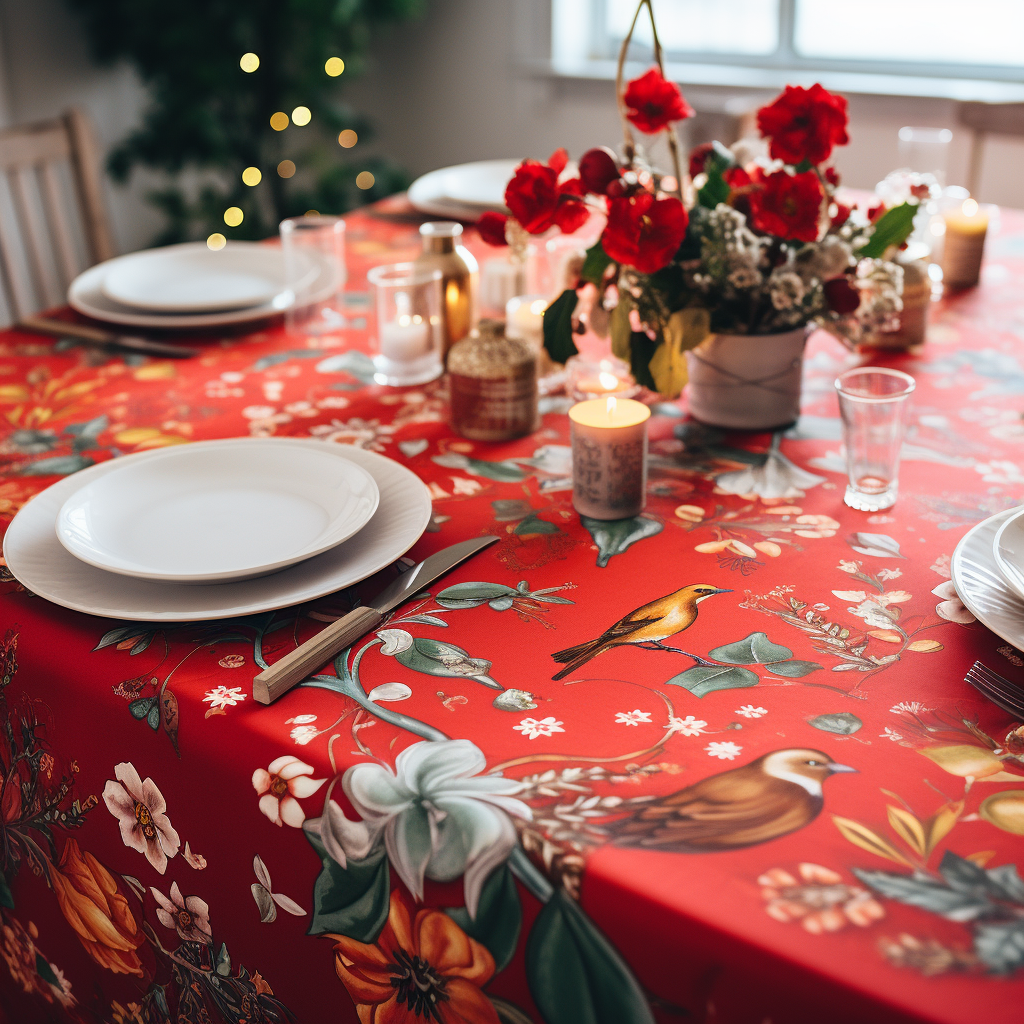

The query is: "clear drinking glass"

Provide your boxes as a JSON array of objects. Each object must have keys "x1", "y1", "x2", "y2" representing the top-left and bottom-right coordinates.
[
  {"x1": 835, "y1": 367, "x2": 916, "y2": 511},
  {"x1": 367, "y1": 263, "x2": 444, "y2": 386},
  {"x1": 898, "y1": 126, "x2": 952, "y2": 185},
  {"x1": 280, "y1": 216, "x2": 346, "y2": 336}
]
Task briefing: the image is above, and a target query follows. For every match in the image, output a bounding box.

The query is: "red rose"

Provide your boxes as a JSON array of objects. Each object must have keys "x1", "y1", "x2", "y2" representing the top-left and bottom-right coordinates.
[
  {"x1": 547, "y1": 147, "x2": 569, "y2": 176},
  {"x1": 756, "y1": 84, "x2": 849, "y2": 166},
  {"x1": 476, "y1": 211, "x2": 508, "y2": 247},
  {"x1": 504, "y1": 156, "x2": 588, "y2": 235},
  {"x1": 824, "y1": 276, "x2": 861, "y2": 314},
  {"x1": 552, "y1": 177, "x2": 590, "y2": 234},
  {"x1": 688, "y1": 141, "x2": 715, "y2": 179},
  {"x1": 824, "y1": 166, "x2": 840, "y2": 188},
  {"x1": 749, "y1": 169, "x2": 824, "y2": 243},
  {"x1": 830, "y1": 202, "x2": 852, "y2": 229},
  {"x1": 601, "y1": 192, "x2": 688, "y2": 274},
  {"x1": 579, "y1": 147, "x2": 620, "y2": 195},
  {"x1": 623, "y1": 68, "x2": 694, "y2": 135},
  {"x1": 723, "y1": 166, "x2": 752, "y2": 190}
]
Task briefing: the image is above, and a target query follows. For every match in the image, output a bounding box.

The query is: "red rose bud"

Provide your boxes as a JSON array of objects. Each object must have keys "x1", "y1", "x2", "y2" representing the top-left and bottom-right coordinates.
[
  {"x1": 606, "y1": 178, "x2": 629, "y2": 198},
  {"x1": 748, "y1": 169, "x2": 824, "y2": 243},
  {"x1": 601, "y1": 192, "x2": 688, "y2": 274},
  {"x1": 547, "y1": 147, "x2": 569, "y2": 176},
  {"x1": 579, "y1": 147, "x2": 620, "y2": 195},
  {"x1": 688, "y1": 141, "x2": 715, "y2": 180},
  {"x1": 505, "y1": 160, "x2": 561, "y2": 234},
  {"x1": 476, "y1": 211, "x2": 509, "y2": 247},
  {"x1": 756, "y1": 84, "x2": 849, "y2": 166},
  {"x1": 623, "y1": 67, "x2": 695, "y2": 135},
  {"x1": 824, "y1": 276, "x2": 861, "y2": 314},
  {"x1": 824, "y1": 166, "x2": 840, "y2": 188}
]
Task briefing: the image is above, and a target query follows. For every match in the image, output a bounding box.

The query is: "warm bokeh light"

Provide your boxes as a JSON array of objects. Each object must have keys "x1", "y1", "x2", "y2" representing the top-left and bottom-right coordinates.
[
  {"x1": 239, "y1": 53, "x2": 260, "y2": 73},
  {"x1": 304, "y1": 209, "x2": 320, "y2": 216},
  {"x1": 338, "y1": 129, "x2": 358, "y2": 148},
  {"x1": 277, "y1": 159, "x2": 296, "y2": 178},
  {"x1": 291, "y1": 105, "x2": 312, "y2": 127},
  {"x1": 325, "y1": 57, "x2": 345, "y2": 77},
  {"x1": 241, "y1": 166, "x2": 262, "y2": 186},
  {"x1": 270, "y1": 112, "x2": 289, "y2": 131},
  {"x1": 207, "y1": 233, "x2": 226, "y2": 250},
  {"x1": 963, "y1": 198, "x2": 980, "y2": 217},
  {"x1": 356, "y1": 171, "x2": 375, "y2": 190},
  {"x1": 223, "y1": 207, "x2": 244, "y2": 227}
]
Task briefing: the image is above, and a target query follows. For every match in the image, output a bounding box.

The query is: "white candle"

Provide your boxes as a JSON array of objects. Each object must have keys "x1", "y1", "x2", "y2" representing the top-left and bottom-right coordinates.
[
  {"x1": 380, "y1": 315, "x2": 431, "y2": 361},
  {"x1": 481, "y1": 257, "x2": 527, "y2": 317},
  {"x1": 505, "y1": 294, "x2": 548, "y2": 349}
]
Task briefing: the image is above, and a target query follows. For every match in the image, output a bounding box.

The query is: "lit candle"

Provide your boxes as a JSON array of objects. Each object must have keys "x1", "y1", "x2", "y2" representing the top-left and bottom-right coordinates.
[
  {"x1": 569, "y1": 396, "x2": 650, "y2": 520},
  {"x1": 380, "y1": 313, "x2": 431, "y2": 360},
  {"x1": 505, "y1": 295, "x2": 548, "y2": 349},
  {"x1": 481, "y1": 256, "x2": 528, "y2": 317},
  {"x1": 566, "y1": 354, "x2": 638, "y2": 400},
  {"x1": 941, "y1": 198, "x2": 989, "y2": 289}
]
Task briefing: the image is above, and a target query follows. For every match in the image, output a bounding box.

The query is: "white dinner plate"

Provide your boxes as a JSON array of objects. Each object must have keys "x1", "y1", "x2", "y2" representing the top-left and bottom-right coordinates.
[
  {"x1": 55, "y1": 439, "x2": 380, "y2": 583},
  {"x1": 992, "y1": 506, "x2": 1024, "y2": 603},
  {"x1": 951, "y1": 508, "x2": 1024, "y2": 648},
  {"x1": 408, "y1": 160, "x2": 518, "y2": 221},
  {"x1": 3, "y1": 438, "x2": 431, "y2": 621},
  {"x1": 101, "y1": 244, "x2": 314, "y2": 313},
  {"x1": 68, "y1": 244, "x2": 341, "y2": 330}
]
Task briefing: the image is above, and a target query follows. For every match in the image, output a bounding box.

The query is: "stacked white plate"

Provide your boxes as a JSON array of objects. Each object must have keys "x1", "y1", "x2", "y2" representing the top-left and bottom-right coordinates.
[
  {"x1": 3, "y1": 438, "x2": 431, "y2": 621},
  {"x1": 951, "y1": 507, "x2": 1024, "y2": 647},
  {"x1": 408, "y1": 159, "x2": 519, "y2": 221},
  {"x1": 68, "y1": 241, "x2": 341, "y2": 330}
]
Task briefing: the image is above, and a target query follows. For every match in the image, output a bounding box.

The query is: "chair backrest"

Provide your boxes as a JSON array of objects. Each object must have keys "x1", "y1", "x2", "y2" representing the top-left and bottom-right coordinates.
[
  {"x1": 959, "y1": 101, "x2": 1024, "y2": 197},
  {"x1": 0, "y1": 107, "x2": 115, "y2": 325}
]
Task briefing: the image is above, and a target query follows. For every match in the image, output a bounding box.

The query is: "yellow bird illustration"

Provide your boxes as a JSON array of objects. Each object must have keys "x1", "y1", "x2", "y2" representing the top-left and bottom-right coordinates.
[{"x1": 551, "y1": 582, "x2": 732, "y2": 680}]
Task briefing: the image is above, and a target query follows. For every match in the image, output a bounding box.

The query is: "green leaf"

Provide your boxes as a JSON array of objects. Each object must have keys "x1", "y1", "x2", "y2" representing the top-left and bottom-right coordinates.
[
  {"x1": 975, "y1": 919, "x2": 1024, "y2": 974},
  {"x1": 146, "y1": 703, "x2": 161, "y2": 730},
  {"x1": 34, "y1": 954, "x2": 59, "y2": 988},
  {"x1": 580, "y1": 515, "x2": 663, "y2": 569},
  {"x1": 94, "y1": 626, "x2": 153, "y2": 652},
  {"x1": 852, "y1": 867, "x2": 993, "y2": 922},
  {"x1": 766, "y1": 659, "x2": 823, "y2": 678},
  {"x1": 19, "y1": 454, "x2": 95, "y2": 476},
  {"x1": 857, "y1": 201, "x2": 918, "y2": 258},
  {"x1": 664, "y1": 664, "x2": 759, "y2": 698},
  {"x1": 526, "y1": 890, "x2": 654, "y2": 1024},
  {"x1": 129, "y1": 697, "x2": 156, "y2": 720},
  {"x1": 986, "y1": 863, "x2": 1024, "y2": 905},
  {"x1": 437, "y1": 583, "x2": 519, "y2": 603},
  {"x1": 490, "y1": 996, "x2": 536, "y2": 1024},
  {"x1": 697, "y1": 141, "x2": 735, "y2": 211},
  {"x1": 0, "y1": 867, "x2": 14, "y2": 910},
  {"x1": 809, "y1": 712, "x2": 862, "y2": 735},
  {"x1": 580, "y1": 240, "x2": 612, "y2": 286},
  {"x1": 214, "y1": 942, "x2": 231, "y2": 977},
  {"x1": 628, "y1": 332, "x2": 658, "y2": 392},
  {"x1": 304, "y1": 829, "x2": 390, "y2": 942},
  {"x1": 446, "y1": 865, "x2": 521, "y2": 972},
  {"x1": 543, "y1": 289, "x2": 580, "y2": 364},
  {"x1": 513, "y1": 512, "x2": 561, "y2": 535},
  {"x1": 464, "y1": 458, "x2": 527, "y2": 483},
  {"x1": 709, "y1": 632, "x2": 792, "y2": 666}
]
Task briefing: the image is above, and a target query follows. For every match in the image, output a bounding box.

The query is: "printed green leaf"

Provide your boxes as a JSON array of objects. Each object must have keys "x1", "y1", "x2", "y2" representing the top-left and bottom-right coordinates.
[
  {"x1": 438, "y1": 583, "x2": 519, "y2": 603},
  {"x1": 543, "y1": 289, "x2": 580, "y2": 365},
  {"x1": 20, "y1": 454, "x2": 95, "y2": 476},
  {"x1": 94, "y1": 626, "x2": 154, "y2": 652},
  {"x1": 464, "y1": 457, "x2": 528, "y2": 483},
  {"x1": 709, "y1": 632, "x2": 792, "y2": 666},
  {"x1": 857, "y1": 201, "x2": 917, "y2": 258},
  {"x1": 214, "y1": 942, "x2": 232, "y2": 977},
  {"x1": 34, "y1": 953, "x2": 59, "y2": 988},
  {"x1": 665, "y1": 664, "x2": 759, "y2": 698},
  {"x1": 0, "y1": 867, "x2": 14, "y2": 910},
  {"x1": 579, "y1": 240, "x2": 612, "y2": 286},
  {"x1": 146, "y1": 703, "x2": 161, "y2": 730},
  {"x1": 852, "y1": 867, "x2": 993, "y2": 922},
  {"x1": 766, "y1": 659, "x2": 823, "y2": 678},
  {"x1": 129, "y1": 697, "x2": 156, "y2": 721},
  {"x1": 304, "y1": 829, "x2": 389, "y2": 942},
  {"x1": 985, "y1": 863, "x2": 1024, "y2": 905},
  {"x1": 810, "y1": 712, "x2": 862, "y2": 735},
  {"x1": 490, "y1": 997, "x2": 536, "y2": 1024},
  {"x1": 526, "y1": 890, "x2": 655, "y2": 1024},
  {"x1": 974, "y1": 919, "x2": 1024, "y2": 974},
  {"x1": 581, "y1": 515, "x2": 663, "y2": 568},
  {"x1": 446, "y1": 865, "x2": 521, "y2": 972},
  {"x1": 939, "y1": 850, "x2": 1022, "y2": 903}
]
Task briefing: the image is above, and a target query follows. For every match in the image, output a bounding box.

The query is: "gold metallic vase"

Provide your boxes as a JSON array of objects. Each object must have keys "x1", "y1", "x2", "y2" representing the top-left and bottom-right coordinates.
[{"x1": 414, "y1": 222, "x2": 479, "y2": 356}]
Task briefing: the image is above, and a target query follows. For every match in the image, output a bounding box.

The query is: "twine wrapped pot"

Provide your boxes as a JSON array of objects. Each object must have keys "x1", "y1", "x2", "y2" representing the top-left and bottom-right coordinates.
[{"x1": 684, "y1": 326, "x2": 808, "y2": 430}]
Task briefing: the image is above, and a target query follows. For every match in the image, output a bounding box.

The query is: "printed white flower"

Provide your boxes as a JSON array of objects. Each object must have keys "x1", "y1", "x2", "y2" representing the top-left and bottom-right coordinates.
[
  {"x1": 150, "y1": 882, "x2": 212, "y2": 943},
  {"x1": 838, "y1": 560, "x2": 860, "y2": 574},
  {"x1": 615, "y1": 709, "x2": 652, "y2": 727},
  {"x1": 286, "y1": 715, "x2": 317, "y2": 725},
  {"x1": 102, "y1": 763, "x2": 180, "y2": 874},
  {"x1": 881, "y1": 727, "x2": 903, "y2": 742},
  {"x1": 366, "y1": 682, "x2": 413, "y2": 702},
  {"x1": 315, "y1": 739, "x2": 531, "y2": 918},
  {"x1": 376, "y1": 629, "x2": 414, "y2": 656},
  {"x1": 837, "y1": 590, "x2": 913, "y2": 630},
  {"x1": 930, "y1": 554, "x2": 952, "y2": 579},
  {"x1": 513, "y1": 716, "x2": 565, "y2": 740},
  {"x1": 251, "y1": 756, "x2": 326, "y2": 828},
  {"x1": 667, "y1": 715, "x2": 707, "y2": 737},
  {"x1": 450, "y1": 477, "x2": 482, "y2": 496},
  {"x1": 203, "y1": 686, "x2": 246, "y2": 710},
  {"x1": 890, "y1": 702, "x2": 930, "y2": 715},
  {"x1": 877, "y1": 568, "x2": 902, "y2": 581},
  {"x1": 705, "y1": 741, "x2": 743, "y2": 760},
  {"x1": 974, "y1": 460, "x2": 1024, "y2": 484},
  {"x1": 241, "y1": 405, "x2": 277, "y2": 420},
  {"x1": 735, "y1": 705, "x2": 768, "y2": 719},
  {"x1": 932, "y1": 581, "x2": 976, "y2": 624},
  {"x1": 290, "y1": 726, "x2": 318, "y2": 745}
]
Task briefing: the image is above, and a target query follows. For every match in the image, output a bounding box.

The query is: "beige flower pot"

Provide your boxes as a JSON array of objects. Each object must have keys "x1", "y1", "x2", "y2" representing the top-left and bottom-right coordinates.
[{"x1": 684, "y1": 326, "x2": 808, "y2": 430}]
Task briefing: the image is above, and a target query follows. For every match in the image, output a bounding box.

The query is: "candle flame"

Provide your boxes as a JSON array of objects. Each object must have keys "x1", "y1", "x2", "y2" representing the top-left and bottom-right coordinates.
[
  {"x1": 606, "y1": 396, "x2": 617, "y2": 416},
  {"x1": 398, "y1": 314, "x2": 411, "y2": 326},
  {"x1": 530, "y1": 299, "x2": 547, "y2": 316},
  {"x1": 962, "y1": 198, "x2": 979, "y2": 217},
  {"x1": 599, "y1": 371, "x2": 619, "y2": 390}
]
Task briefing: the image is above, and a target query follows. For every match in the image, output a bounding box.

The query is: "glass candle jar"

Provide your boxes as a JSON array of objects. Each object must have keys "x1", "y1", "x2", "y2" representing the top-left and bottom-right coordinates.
[
  {"x1": 280, "y1": 216, "x2": 346, "y2": 336},
  {"x1": 367, "y1": 263, "x2": 444, "y2": 386}
]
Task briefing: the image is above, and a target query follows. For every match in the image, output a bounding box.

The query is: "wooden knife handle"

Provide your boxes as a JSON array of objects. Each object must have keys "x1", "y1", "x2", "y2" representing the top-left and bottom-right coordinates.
[
  {"x1": 252, "y1": 605, "x2": 383, "y2": 705},
  {"x1": 18, "y1": 316, "x2": 199, "y2": 358}
]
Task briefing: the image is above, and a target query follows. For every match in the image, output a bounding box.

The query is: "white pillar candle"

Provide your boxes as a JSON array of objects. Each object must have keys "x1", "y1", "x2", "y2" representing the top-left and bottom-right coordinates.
[
  {"x1": 505, "y1": 294, "x2": 548, "y2": 349},
  {"x1": 941, "y1": 198, "x2": 989, "y2": 289},
  {"x1": 380, "y1": 315, "x2": 431, "y2": 360},
  {"x1": 569, "y1": 397, "x2": 650, "y2": 520}
]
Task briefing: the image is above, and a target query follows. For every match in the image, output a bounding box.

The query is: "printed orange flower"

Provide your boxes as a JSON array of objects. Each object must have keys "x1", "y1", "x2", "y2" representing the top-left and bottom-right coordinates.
[
  {"x1": 330, "y1": 890, "x2": 499, "y2": 1024},
  {"x1": 759, "y1": 863, "x2": 884, "y2": 933},
  {"x1": 49, "y1": 839, "x2": 144, "y2": 976}
]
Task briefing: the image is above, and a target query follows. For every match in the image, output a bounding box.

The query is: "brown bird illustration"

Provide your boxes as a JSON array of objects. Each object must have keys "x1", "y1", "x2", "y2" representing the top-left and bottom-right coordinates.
[
  {"x1": 608, "y1": 748, "x2": 857, "y2": 852},
  {"x1": 551, "y1": 582, "x2": 731, "y2": 680}
]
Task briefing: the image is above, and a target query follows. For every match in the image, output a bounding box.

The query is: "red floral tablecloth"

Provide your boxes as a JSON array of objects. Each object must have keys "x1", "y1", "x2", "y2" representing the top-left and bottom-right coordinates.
[{"x1": 2, "y1": 198, "x2": 1024, "y2": 1024}]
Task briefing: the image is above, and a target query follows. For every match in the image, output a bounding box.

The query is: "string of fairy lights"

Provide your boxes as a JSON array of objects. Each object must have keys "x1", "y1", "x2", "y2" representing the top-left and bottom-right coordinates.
[{"x1": 207, "y1": 50, "x2": 373, "y2": 250}]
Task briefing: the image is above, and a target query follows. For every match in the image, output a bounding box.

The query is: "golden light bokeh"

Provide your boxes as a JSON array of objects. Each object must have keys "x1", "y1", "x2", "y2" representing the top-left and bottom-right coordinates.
[
  {"x1": 325, "y1": 57, "x2": 345, "y2": 77},
  {"x1": 241, "y1": 166, "x2": 262, "y2": 186},
  {"x1": 304, "y1": 210, "x2": 320, "y2": 217},
  {"x1": 338, "y1": 129, "x2": 358, "y2": 148},
  {"x1": 277, "y1": 159, "x2": 296, "y2": 179},
  {"x1": 291, "y1": 105, "x2": 312, "y2": 127},
  {"x1": 207, "y1": 233, "x2": 226, "y2": 250},
  {"x1": 239, "y1": 53, "x2": 260, "y2": 73},
  {"x1": 270, "y1": 111, "x2": 289, "y2": 131},
  {"x1": 356, "y1": 171, "x2": 375, "y2": 190},
  {"x1": 223, "y1": 207, "x2": 244, "y2": 227}
]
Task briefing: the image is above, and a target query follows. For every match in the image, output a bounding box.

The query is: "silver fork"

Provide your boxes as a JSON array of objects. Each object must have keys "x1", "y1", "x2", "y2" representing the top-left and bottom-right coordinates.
[{"x1": 965, "y1": 661, "x2": 1024, "y2": 718}]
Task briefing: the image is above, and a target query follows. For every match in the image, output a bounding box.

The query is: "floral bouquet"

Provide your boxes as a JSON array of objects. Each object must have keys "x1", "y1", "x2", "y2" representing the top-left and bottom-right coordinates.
[{"x1": 478, "y1": 0, "x2": 919, "y2": 397}]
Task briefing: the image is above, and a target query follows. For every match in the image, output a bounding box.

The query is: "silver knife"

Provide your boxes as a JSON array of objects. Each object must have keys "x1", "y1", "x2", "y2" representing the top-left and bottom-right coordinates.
[{"x1": 252, "y1": 535, "x2": 499, "y2": 704}]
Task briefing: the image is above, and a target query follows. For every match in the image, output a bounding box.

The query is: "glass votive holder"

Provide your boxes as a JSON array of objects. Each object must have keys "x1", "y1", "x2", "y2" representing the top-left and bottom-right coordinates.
[
  {"x1": 835, "y1": 367, "x2": 916, "y2": 512},
  {"x1": 566, "y1": 352, "x2": 639, "y2": 401},
  {"x1": 367, "y1": 263, "x2": 444, "y2": 387},
  {"x1": 897, "y1": 126, "x2": 952, "y2": 186},
  {"x1": 480, "y1": 250, "x2": 533, "y2": 318},
  {"x1": 280, "y1": 216, "x2": 346, "y2": 335}
]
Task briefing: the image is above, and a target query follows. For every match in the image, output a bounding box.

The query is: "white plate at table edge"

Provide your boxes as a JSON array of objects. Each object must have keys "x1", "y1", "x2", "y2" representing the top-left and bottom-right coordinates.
[
  {"x1": 408, "y1": 160, "x2": 517, "y2": 221},
  {"x1": 69, "y1": 244, "x2": 341, "y2": 330},
  {"x1": 3, "y1": 438, "x2": 431, "y2": 622},
  {"x1": 951, "y1": 507, "x2": 1024, "y2": 649},
  {"x1": 991, "y1": 505, "x2": 1024, "y2": 604}
]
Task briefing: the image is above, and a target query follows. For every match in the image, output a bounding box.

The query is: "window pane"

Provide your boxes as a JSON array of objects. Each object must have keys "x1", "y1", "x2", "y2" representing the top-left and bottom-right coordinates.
[
  {"x1": 606, "y1": 0, "x2": 779, "y2": 57},
  {"x1": 795, "y1": 0, "x2": 1024, "y2": 66}
]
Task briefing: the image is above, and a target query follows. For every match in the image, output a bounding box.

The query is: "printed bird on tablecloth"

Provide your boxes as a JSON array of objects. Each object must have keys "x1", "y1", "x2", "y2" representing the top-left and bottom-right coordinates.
[
  {"x1": 607, "y1": 749, "x2": 857, "y2": 852},
  {"x1": 550, "y1": 582, "x2": 732, "y2": 680}
]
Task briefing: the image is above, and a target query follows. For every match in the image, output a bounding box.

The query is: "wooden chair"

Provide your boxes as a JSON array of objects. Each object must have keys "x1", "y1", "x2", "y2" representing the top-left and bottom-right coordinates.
[
  {"x1": 0, "y1": 107, "x2": 115, "y2": 325},
  {"x1": 959, "y1": 102, "x2": 1024, "y2": 196}
]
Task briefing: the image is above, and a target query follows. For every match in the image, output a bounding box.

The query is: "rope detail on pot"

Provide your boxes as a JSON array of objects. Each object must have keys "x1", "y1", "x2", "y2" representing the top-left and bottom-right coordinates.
[{"x1": 687, "y1": 350, "x2": 803, "y2": 396}]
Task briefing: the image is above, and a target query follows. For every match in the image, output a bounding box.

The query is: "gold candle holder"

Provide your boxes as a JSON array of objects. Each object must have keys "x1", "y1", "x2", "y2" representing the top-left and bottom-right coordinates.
[{"x1": 414, "y1": 222, "x2": 478, "y2": 355}]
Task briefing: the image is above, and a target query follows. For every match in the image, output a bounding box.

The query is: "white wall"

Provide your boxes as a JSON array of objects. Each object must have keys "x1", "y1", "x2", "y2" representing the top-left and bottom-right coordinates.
[{"x1": 0, "y1": 0, "x2": 1020, "y2": 259}]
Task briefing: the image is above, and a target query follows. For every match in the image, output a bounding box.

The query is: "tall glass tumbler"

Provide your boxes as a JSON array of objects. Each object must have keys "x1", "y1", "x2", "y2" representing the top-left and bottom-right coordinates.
[
  {"x1": 280, "y1": 216, "x2": 346, "y2": 336},
  {"x1": 367, "y1": 263, "x2": 444, "y2": 386},
  {"x1": 835, "y1": 368, "x2": 916, "y2": 512},
  {"x1": 897, "y1": 126, "x2": 952, "y2": 186}
]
